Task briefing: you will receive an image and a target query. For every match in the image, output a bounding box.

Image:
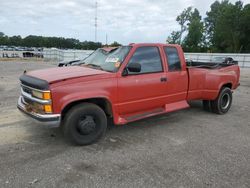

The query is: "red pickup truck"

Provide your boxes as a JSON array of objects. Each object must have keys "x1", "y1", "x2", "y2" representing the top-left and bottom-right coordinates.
[{"x1": 17, "y1": 43, "x2": 240, "y2": 145}]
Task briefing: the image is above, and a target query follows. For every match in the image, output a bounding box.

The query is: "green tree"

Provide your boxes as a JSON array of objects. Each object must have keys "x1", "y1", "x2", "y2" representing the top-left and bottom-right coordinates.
[
  {"x1": 239, "y1": 4, "x2": 250, "y2": 52},
  {"x1": 0, "y1": 32, "x2": 9, "y2": 45},
  {"x1": 183, "y1": 9, "x2": 204, "y2": 52},
  {"x1": 166, "y1": 31, "x2": 181, "y2": 44},
  {"x1": 176, "y1": 6, "x2": 193, "y2": 44},
  {"x1": 9, "y1": 35, "x2": 22, "y2": 46},
  {"x1": 0, "y1": 32, "x2": 104, "y2": 50},
  {"x1": 167, "y1": 0, "x2": 250, "y2": 53},
  {"x1": 205, "y1": 0, "x2": 244, "y2": 52},
  {"x1": 0, "y1": 32, "x2": 5, "y2": 37},
  {"x1": 109, "y1": 41, "x2": 121, "y2": 47},
  {"x1": 166, "y1": 7, "x2": 192, "y2": 45}
]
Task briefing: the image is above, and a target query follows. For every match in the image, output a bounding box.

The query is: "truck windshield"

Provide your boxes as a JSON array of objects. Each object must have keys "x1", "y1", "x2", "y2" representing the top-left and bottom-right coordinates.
[{"x1": 80, "y1": 46, "x2": 131, "y2": 72}]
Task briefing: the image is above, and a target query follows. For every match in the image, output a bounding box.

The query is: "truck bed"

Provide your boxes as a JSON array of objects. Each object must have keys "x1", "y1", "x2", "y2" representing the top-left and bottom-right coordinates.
[{"x1": 186, "y1": 61, "x2": 238, "y2": 69}]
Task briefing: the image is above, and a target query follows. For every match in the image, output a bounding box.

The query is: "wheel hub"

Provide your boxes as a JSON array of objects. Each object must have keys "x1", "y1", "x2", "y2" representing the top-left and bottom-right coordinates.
[
  {"x1": 221, "y1": 93, "x2": 230, "y2": 110},
  {"x1": 78, "y1": 116, "x2": 96, "y2": 135}
]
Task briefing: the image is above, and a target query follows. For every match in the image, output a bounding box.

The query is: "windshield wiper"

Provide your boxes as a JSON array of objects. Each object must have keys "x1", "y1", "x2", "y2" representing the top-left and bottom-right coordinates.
[
  {"x1": 78, "y1": 61, "x2": 86, "y2": 65},
  {"x1": 84, "y1": 64, "x2": 114, "y2": 72}
]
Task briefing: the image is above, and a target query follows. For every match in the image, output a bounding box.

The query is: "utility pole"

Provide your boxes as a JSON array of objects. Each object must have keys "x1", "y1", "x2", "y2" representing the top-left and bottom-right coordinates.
[
  {"x1": 106, "y1": 33, "x2": 108, "y2": 46},
  {"x1": 95, "y1": 0, "x2": 98, "y2": 42}
]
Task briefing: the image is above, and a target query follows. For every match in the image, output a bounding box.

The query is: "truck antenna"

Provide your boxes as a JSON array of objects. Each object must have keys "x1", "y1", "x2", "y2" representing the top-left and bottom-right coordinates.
[{"x1": 95, "y1": 0, "x2": 98, "y2": 42}]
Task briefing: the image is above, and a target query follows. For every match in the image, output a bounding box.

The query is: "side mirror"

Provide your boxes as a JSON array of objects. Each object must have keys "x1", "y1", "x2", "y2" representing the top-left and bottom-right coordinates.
[{"x1": 127, "y1": 63, "x2": 141, "y2": 73}]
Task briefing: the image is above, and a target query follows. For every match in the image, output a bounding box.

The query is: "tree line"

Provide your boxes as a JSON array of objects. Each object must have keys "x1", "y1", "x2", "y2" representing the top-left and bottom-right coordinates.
[
  {"x1": 167, "y1": 0, "x2": 250, "y2": 53},
  {"x1": 0, "y1": 32, "x2": 122, "y2": 50}
]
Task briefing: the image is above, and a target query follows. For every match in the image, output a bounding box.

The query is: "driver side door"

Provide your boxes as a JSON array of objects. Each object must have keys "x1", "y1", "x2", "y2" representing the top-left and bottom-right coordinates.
[{"x1": 117, "y1": 46, "x2": 168, "y2": 115}]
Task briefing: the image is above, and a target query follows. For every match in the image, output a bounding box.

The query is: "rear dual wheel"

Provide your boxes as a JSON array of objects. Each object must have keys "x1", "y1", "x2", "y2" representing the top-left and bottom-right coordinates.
[{"x1": 203, "y1": 87, "x2": 232, "y2": 114}]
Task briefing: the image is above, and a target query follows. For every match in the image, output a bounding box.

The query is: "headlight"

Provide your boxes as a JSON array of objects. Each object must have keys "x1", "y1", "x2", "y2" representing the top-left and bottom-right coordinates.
[
  {"x1": 32, "y1": 90, "x2": 51, "y2": 100},
  {"x1": 32, "y1": 90, "x2": 43, "y2": 99}
]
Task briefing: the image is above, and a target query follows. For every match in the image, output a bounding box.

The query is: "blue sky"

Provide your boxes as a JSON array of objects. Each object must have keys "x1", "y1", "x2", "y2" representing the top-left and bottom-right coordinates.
[{"x1": 0, "y1": 0, "x2": 249, "y2": 44}]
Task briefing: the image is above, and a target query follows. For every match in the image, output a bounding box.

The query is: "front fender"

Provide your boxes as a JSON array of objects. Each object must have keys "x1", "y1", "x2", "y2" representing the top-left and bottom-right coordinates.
[{"x1": 55, "y1": 90, "x2": 115, "y2": 113}]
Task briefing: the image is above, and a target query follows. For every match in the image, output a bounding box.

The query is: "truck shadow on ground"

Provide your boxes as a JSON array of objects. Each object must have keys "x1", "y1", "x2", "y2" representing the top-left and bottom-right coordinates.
[
  {"x1": 23, "y1": 100, "x2": 205, "y2": 148},
  {"x1": 0, "y1": 100, "x2": 211, "y2": 167}
]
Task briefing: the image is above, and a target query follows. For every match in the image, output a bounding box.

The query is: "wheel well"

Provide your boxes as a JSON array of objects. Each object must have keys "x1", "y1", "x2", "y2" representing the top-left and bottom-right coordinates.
[
  {"x1": 61, "y1": 98, "x2": 113, "y2": 120},
  {"x1": 222, "y1": 83, "x2": 232, "y2": 89}
]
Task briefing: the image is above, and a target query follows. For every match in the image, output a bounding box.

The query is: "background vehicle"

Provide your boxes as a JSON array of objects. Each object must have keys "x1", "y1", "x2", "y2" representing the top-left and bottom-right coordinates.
[
  {"x1": 58, "y1": 59, "x2": 81, "y2": 67},
  {"x1": 211, "y1": 56, "x2": 238, "y2": 64},
  {"x1": 17, "y1": 43, "x2": 240, "y2": 145}
]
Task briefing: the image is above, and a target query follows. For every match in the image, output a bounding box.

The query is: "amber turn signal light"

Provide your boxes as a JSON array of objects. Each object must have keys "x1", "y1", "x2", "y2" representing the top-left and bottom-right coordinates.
[
  {"x1": 43, "y1": 92, "x2": 51, "y2": 100},
  {"x1": 44, "y1": 104, "x2": 52, "y2": 113}
]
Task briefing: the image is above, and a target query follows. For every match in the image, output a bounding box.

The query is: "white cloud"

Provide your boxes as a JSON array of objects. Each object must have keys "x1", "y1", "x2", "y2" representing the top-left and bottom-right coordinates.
[{"x1": 0, "y1": 0, "x2": 250, "y2": 44}]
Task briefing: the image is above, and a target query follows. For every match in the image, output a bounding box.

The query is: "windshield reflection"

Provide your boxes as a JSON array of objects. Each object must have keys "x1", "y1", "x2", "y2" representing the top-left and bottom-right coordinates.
[{"x1": 80, "y1": 46, "x2": 131, "y2": 72}]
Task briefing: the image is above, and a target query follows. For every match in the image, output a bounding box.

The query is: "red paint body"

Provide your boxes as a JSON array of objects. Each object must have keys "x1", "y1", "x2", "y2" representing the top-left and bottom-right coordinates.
[{"x1": 26, "y1": 44, "x2": 240, "y2": 124}]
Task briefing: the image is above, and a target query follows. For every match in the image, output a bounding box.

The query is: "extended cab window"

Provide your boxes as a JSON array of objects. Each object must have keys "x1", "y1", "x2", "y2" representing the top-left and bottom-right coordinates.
[
  {"x1": 128, "y1": 46, "x2": 163, "y2": 74},
  {"x1": 164, "y1": 47, "x2": 182, "y2": 71}
]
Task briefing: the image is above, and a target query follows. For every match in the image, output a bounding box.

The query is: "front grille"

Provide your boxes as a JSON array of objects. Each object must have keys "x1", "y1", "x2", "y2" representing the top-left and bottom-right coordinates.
[
  {"x1": 23, "y1": 96, "x2": 33, "y2": 104},
  {"x1": 22, "y1": 85, "x2": 32, "y2": 95},
  {"x1": 21, "y1": 94, "x2": 45, "y2": 114},
  {"x1": 21, "y1": 84, "x2": 33, "y2": 105}
]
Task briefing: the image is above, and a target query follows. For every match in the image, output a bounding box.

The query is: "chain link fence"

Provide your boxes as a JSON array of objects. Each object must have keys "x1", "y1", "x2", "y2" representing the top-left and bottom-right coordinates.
[
  {"x1": 1, "y1": 48, "x2": 250, "y2": 68},
  {"x1": 43, "y1": 48, "x2": 94, "y2": 62}
]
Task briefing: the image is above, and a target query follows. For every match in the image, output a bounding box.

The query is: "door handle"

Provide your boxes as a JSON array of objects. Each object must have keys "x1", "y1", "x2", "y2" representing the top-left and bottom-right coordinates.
[{"x1": 160, "y1": 77, "x2": 167, "y2": 82}]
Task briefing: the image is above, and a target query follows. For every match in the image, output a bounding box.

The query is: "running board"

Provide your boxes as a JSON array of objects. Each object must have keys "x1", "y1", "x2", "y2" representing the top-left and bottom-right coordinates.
[
  {"x1": 117, "y1": 100, "x2": 190, "y2": 124},
  {"x1": 165, "y1": 100, "x2": 190, "y2": 113},
  {"x1": 126, "y1": 108, "x2": 165, "y2": 122}
]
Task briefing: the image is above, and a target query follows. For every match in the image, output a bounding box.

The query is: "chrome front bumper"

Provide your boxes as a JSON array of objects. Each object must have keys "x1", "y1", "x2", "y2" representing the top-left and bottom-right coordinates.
[{"x1": 17, "y1": 96, "x2": 61, "y2": 127}]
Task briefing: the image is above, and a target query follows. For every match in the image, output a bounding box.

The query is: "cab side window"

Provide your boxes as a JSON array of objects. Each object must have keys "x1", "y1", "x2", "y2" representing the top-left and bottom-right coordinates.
[
  {"x1": 128, "y1": 46, "x2": 163, "y2": 74},
  {"x1": 164, "y1": 47, "x2": 182, "y2": 71}
]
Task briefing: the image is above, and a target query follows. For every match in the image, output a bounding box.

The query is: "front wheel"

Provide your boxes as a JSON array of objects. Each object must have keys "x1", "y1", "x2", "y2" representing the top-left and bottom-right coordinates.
[
  {"x1": 211, "y1": 87, "x2": 233, "y2": 114},
  {"x1": 63, "y1": 103, "x2": 107, "y2": 145}
]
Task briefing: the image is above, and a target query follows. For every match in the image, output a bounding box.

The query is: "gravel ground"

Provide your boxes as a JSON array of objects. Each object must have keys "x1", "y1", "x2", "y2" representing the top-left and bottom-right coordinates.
[{"x1": 0, "y1": 60, "x2": 249, "y2": 188}]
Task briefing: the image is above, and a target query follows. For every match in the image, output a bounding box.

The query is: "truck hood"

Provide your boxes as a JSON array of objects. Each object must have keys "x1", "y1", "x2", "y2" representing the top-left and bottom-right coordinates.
[{"x1": 26, "y1": 66, "x2": 110, "y2": 84}]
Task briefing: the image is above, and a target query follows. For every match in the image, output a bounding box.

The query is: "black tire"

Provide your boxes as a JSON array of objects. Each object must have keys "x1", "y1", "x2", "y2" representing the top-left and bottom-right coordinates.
[
  {"x1": 63, "y1": 103, "x2": 107, "y2": 145},
  {"x1": 211, "y1": 87, "x2": 232, "y2": 114},
  {"x1": 203, "y1": 100, "x2": 211, "y2": 111},
  {"x1": 107, "y1": 117, "x2": 115, "y2": 130}
]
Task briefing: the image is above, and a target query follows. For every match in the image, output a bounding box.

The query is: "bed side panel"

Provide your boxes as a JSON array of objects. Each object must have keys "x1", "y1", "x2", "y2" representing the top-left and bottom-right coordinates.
[{"x1": 187, "y1": 66, "x2": 239, "y2": 101}]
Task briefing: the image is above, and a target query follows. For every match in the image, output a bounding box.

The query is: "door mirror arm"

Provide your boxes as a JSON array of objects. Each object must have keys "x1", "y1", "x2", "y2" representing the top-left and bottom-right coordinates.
[{"x1": 122, "y1": 68, "x2": 128, "y2": 76}]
